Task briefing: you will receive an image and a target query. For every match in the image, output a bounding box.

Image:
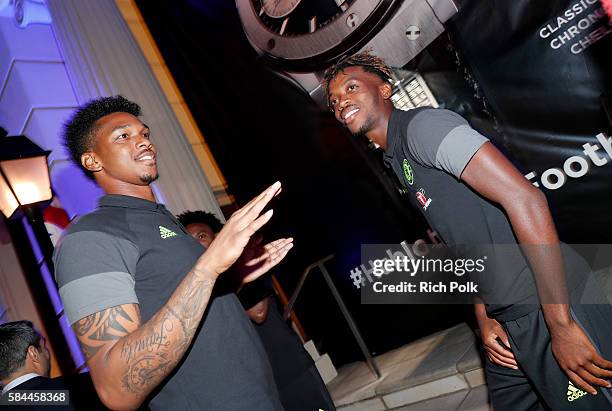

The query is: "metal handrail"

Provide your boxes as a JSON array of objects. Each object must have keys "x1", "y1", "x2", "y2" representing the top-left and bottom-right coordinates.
[
  {"x1": 283, "y1": 255, "x2": 334, "y2": 320},
  {"x1": 283, "y1": 255, "x2": 381, "y2": 379}
]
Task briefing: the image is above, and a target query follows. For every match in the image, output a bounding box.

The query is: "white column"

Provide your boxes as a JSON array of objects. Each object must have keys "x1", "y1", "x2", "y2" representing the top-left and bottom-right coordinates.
[{"x1": 46, "y1": 0, "x2": 221, "y2": 216}]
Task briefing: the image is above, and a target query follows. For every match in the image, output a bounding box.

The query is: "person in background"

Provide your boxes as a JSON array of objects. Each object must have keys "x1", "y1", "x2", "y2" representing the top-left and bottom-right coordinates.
[
  {"x1": 0, "y1": 320, "x2": 104, "y2": 410},
  {"x1": 177, "y1": 210, "x2": 222, "y2": 248},
  {"x1": 1, "y1": 321, "x2": 52, "y2": 393},
  {"x1": 178, "y1": 210, "x2": 336, "y2": 411}
]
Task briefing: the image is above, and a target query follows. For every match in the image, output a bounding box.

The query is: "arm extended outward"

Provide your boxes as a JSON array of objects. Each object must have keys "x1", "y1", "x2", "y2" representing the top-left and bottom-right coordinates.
[{"x1": 72, "y1": 182, "x2": 293, "y2": 410}]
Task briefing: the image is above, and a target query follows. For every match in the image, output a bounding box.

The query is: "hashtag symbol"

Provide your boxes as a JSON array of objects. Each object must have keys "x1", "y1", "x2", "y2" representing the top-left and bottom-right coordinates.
[{"x1": 350, "y1": 267, "x2": 366, "y2": 289}]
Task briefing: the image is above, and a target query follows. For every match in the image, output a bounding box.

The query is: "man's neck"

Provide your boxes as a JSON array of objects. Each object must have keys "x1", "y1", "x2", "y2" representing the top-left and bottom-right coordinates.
[
  {"x1": 366, "y1": 103, "x2": 393, "y2": 150},
  {"x1": 101, "y1": 182, "x2": 156, "y2": 202}
]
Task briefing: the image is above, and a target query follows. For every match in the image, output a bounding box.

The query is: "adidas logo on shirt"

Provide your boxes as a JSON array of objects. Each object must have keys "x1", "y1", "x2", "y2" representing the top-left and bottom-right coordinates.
[
  {"x1": 566, "y1": 381, "x2": 587, "y2": 402},
  {"x1": 159, "y1": 225, "x2": 177, "y2": 239}
]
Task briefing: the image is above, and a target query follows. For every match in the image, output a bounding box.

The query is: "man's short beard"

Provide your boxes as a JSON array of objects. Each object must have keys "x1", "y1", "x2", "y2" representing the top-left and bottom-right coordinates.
[
  {"x1": 352, "y1": 117, "x2": 374, "y2": 137},
  {"x1": 139, "y1": 173, "x2": 159, "y2": 184}
]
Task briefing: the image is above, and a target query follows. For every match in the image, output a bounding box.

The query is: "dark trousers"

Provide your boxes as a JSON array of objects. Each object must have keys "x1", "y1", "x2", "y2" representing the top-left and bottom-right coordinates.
[{"x1": 486, "y1": 302, "x2": 612, "y2": 411}]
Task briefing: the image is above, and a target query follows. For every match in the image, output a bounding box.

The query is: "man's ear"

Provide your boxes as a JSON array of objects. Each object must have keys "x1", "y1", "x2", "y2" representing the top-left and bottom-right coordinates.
[
  {"x1": 27, "y1": 345, "x2": 40, "y2": 363},
  {"x1": 81, "y1": 152, "x2": 102, "y2": 173},
  {"x1": 379, "y1": 82, "x2": 393, "y2": 100}
]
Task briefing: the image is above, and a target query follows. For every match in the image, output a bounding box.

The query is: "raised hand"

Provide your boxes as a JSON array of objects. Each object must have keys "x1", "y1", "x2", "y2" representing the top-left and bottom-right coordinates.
[
  {"x1": 236, "y1": 237, "x2": 294, "y2": 284},
  {"x1": 195, "y1": 181, "x2": 292, "y2": 278}
]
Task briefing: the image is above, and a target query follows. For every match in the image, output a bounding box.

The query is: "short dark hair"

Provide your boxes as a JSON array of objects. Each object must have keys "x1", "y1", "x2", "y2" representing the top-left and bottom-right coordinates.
[
  {"x1": 322, "y1": 50, "x2": 393, "y2": 107},
  {"x1": 62, "y1": 95, "x2": 141, "y2": 180},
  {"x1": 176, "y1": 210, "x2": 224, "y2": 233},
  {"x1": 0, "y1": 321, "x2": 41, "y2": 380}
]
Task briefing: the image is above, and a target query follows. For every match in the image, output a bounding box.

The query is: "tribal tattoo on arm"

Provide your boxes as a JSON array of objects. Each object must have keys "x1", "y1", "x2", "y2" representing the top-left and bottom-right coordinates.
[{"x1": 74, "y1": 305, "x2": 138, "y2": 360}]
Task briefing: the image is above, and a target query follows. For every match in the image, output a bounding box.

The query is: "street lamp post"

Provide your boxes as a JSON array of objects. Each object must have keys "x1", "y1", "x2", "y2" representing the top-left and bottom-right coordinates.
[
  {"x1": 0, "y1": 129, "x2": 75, "y2": 374},
  {"x1": 0, "y1": 133, "x2": 53, "y2": 211},
  {"x1": 0, "y1": 133, "x2": 54, "y2": 263}
]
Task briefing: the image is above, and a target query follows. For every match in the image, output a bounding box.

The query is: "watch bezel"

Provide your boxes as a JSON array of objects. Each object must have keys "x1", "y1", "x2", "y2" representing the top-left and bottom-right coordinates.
[
  {"x1": 236, "y1": 0, "x2": 401, "y2": 71},
  {"x1": 260, "y1": 0, "x2": 303, "y2": 18}
]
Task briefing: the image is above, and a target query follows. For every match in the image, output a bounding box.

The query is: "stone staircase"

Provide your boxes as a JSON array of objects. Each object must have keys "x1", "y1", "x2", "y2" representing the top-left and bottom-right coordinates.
[
  {"x1": 326, "y1": 268, "x2": 612, "y2": 410},
  {"x1": 327, "y1": 323, "x2": 491, "y2": 411},
  {"x1": 304, "y1": 340, "x2": 338, "y2": 384}
]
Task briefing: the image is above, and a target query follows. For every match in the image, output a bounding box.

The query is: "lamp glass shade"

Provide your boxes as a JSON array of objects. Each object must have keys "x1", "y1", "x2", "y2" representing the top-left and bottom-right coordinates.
[
  {"x1": 0, "y1": 171, "x2": 19, "y2": 218},
  {"x1": 0, "y1": 157, "x2": 52, "y2": 213}
]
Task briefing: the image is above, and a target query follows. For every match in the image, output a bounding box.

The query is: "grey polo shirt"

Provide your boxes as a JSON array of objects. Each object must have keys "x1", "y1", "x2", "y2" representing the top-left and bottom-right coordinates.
[
  {"x1": 54, "y1": 194, "x2": 282, "y2": 410},
  {"x1": 384, "y1": 108, "x2": 539, "y2": 320}
]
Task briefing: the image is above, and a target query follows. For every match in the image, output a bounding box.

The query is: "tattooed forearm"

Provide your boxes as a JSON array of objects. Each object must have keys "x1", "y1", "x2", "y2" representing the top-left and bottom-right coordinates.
[
  {"x1": 72, "y1": 269, "x2": 219, "y2": 407},
  {"x1": 119, "y1": 317, "x2": 172, "y2": 364},
  {"x1": 170, "y1": 276, "x2": 215, "y2": 335},
  {"x1": 166, "y1": 306, "x2": 187, "y2": 337},
  {"x1": 121, "y1": 354, "x2": 172, "y2": 394},
  {"x1": 118, "y1": 276, "x2": 215, "y2": 395}
]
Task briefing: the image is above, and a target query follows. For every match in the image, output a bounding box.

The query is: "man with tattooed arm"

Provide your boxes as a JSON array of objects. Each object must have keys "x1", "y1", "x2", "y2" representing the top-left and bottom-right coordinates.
[{"x1": 53, "y1": 96, "x2": 293, "y2": 410}]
